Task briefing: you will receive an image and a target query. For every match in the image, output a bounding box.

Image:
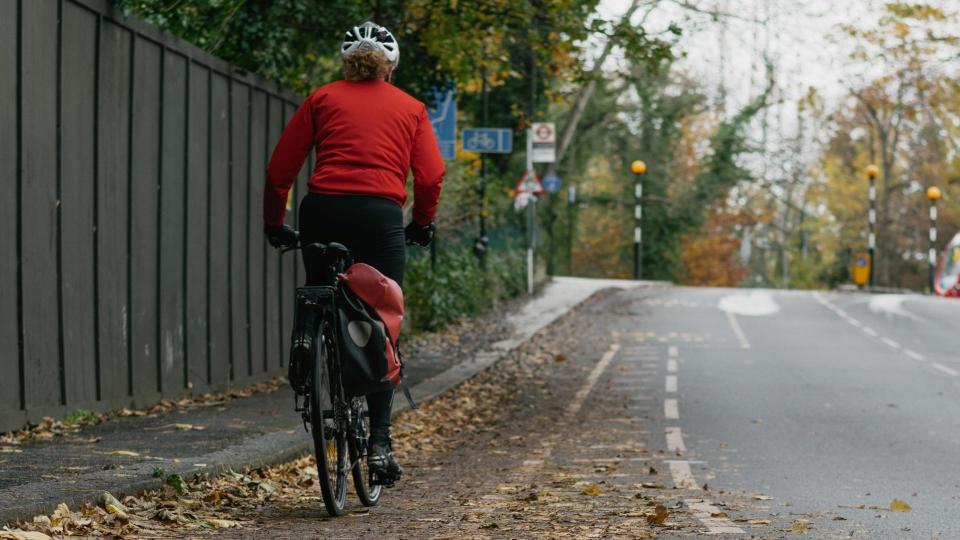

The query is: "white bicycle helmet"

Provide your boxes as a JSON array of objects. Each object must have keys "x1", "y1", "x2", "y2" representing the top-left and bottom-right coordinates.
[{"x1": 341, "y1": 21, "x2": 399, "y2": 66}]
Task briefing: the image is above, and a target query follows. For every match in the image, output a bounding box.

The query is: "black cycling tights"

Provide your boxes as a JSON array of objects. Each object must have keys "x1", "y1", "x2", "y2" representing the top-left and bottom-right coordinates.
[{"x1": 298, "y1": 193, "x2": 405, "y2": 447}]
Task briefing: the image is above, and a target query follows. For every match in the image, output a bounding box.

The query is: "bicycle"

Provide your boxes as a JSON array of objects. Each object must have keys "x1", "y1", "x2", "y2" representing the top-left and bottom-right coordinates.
[{"x1": 282, "y1": 236, "x2": 381, "y2": 517}]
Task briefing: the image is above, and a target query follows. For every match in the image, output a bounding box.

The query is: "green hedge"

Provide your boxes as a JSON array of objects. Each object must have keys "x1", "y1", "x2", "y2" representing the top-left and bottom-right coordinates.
[{"x1": 404, "y1": 245, "x2": 527, "y2": 333}]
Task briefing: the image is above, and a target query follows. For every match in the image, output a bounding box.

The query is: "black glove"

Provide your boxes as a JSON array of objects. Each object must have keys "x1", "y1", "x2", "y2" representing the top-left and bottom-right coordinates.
[
  {"x1": 264, "y1": 224, "x2": 297, "y2": 248},
  {"x1": 405, "y1": 221, "x2": 435, "y2": 247}
]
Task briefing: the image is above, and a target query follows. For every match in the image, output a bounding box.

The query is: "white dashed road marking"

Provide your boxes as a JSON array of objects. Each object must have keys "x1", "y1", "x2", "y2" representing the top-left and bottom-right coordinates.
[
  {"x1": 905, "y1": 349, "x2": 926, "y2": 361},
  {"x1": 567, "y1": 343, "x2": 620, "y2": 415},
  {"x1": 862, "y1": 326, "x2": 878, "y2": 337},
  {"x1": 668, "y1": 345, "x2": 678, "y2": 357},
  {"x1": 932, "y1": 362, "x2": 959, "y2": 377},
  {"x1": 665, "y1": 375, "x2": 677, "y2": 393},
  {"x1": 665, "y1": 426, "x2": 686, "y2": 453},
  {"x1": 725, "y1": 311, "x2": 751, "y2": 349},
  {"x1": 668, "y1": 460, "x2": 699, "y2": 489},
  {"x1": 881, "y1": 337, "x2": 901, "y2": 349},
  {"x1": 664, "y1": 398, "x2": 679, "y2": 420},
  {"x1": 686, "y1": 500, "x2": 746, "y2": 534},
  {"x1": 667, "y1": 358, "x2": 678, "y2": 373}
]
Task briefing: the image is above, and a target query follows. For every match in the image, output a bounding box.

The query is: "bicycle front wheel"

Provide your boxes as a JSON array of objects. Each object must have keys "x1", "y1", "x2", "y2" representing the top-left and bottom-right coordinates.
[{"x1": 311, "y1": 325, "x2": 349, "y2": 516}]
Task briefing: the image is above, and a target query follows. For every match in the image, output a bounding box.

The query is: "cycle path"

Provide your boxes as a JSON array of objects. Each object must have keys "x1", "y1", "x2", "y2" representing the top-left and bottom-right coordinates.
[{"x1": 0, "y1": 277, "x2": 639, "y2": 524}]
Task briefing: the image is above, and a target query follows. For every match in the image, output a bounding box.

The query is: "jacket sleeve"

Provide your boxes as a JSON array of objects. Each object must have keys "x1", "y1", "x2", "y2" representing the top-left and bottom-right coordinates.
[
  {"x1": 263, "y1": 94, "x2": 315, "y2": 227},
  {"x1": 410, "y1": 105, "x2": 445, "y2": 225}
]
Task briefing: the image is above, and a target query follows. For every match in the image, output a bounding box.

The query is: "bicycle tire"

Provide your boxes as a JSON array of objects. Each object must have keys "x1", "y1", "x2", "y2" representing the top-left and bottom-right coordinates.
[
  {"x1": 311, "y1": 324, "x2": 349, "y2": 516},
  {"x1": 348, "y1": 400, "x2": 382, "y2": 507}
]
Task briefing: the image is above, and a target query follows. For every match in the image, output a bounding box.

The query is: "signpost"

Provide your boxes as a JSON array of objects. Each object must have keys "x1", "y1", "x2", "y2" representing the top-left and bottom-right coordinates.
[
  {"x1": 462, "y1": 128, "x2": 513, "y2": 154},
  {"x1": 531, "y1": 122, "x2": 556, "y2": 163},
  {"x1": 428, "y1": 87, "x2": 456, "y2": 160}
]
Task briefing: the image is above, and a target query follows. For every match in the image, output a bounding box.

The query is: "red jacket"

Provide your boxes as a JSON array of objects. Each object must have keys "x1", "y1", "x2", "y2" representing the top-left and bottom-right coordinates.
[{"x1": 263, "y1": 80, "x2": 445, "y2": 227}]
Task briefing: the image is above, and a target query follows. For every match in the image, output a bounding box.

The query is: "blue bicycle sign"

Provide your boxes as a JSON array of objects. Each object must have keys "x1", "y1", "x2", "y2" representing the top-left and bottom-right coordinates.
[{"x1": 462, "y1": 128, "x2": 512, "y2": 154}]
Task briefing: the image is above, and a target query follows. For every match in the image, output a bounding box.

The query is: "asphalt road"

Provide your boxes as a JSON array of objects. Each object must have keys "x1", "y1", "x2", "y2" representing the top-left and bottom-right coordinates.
[{"x1": 638, "y1": 285, "x2": 960, "y2": 538}]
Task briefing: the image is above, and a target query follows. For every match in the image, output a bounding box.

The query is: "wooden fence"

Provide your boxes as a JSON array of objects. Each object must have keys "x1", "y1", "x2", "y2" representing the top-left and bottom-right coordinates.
[{"x1": 0, "y1": 0, "x2": 309, "y2": 432}]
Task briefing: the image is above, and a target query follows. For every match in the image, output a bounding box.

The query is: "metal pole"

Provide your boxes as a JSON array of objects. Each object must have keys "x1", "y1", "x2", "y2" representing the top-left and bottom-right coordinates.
[
  {"x1": 478, "y1": 66, "x2": 488, "y2": 264},
  {"x1": 930, "y1": 200, "x2": 938, "y2": 293},
  {"x1": 868, "y1": 175, "x2": 876, "y2": 288},
  {"x1": 634, "y1": 174, "x2": 643, "y2": 280},
  {"x1": 526, "y1": 128, "x2": 535, "y2": 295}
]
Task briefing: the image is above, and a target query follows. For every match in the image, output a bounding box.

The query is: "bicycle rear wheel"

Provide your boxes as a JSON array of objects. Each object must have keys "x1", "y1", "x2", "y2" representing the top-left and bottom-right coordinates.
[
  {"x1": 310, "y1": 325, "x2": 349, "y2": 516},
  {"x1": 348, "y1": 400, "x2": 382, "y2": 506}
]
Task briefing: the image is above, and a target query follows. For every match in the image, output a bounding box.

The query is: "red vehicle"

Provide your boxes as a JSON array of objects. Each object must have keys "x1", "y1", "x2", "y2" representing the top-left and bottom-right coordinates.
[{"x1": 934, "y1": 232, "x2": 960, "y2": 297}]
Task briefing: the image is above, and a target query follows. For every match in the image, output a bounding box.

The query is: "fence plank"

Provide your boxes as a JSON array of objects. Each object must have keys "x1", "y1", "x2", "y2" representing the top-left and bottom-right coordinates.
[
  {"x1": 21, "y1": 0, "x2": 62, "y2": 412},
  {"x1": 208, "y1": 72, "x2": 231, "y2": 387},
  {"x1": 229, "y1": 82, "x2": 250, "y2": 383},
  {"x1": 264, "y1": 97, "x2": 283, "y2": 373},
  {"x1": 97, "y1": 20, "x2": 132, "y2": 404},
  {"x1": 248, "y1": 90, "x2": 266, "y2": 375},
  {"x1": 158, "y1": 50, "x2": 187, "y2": 394},
  {"x1": 280, "y1": 102, "x2": 296, "y2": 369},
  {"x1": 129, "y1": 35, "x2": 161, "y2": 398},
  {"x1": 0, "y1": 0, "x2": 23, "y2": 424},
  {"x1": 60, "y1": 2, "x2": 98, "y2": 407},
  {"x1": 185, "y1": 62, "x2": 210, "y2": 391}
]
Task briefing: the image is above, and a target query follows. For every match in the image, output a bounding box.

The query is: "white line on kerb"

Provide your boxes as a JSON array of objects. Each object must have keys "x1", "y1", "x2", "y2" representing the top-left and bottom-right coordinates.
[
  {"x1": 664, "y1": 398, "x2": 679, "y2": 420},
  {"x1": 905, "y1": 349, "x2": 926, "y2": 362},
  {"x1": 668, "y1": 346, "x2": 679, "y2": 357},
  {"x1": 686, "y1": 499, "x2": 746, "y2": 534},
  {"x1": 667, "y1": 358, "x2": 678, "y2": 373},
  {"x1": 665, "y1": 375, "x2": 678, "y2": 393},
  {"x1": 567, "y1": 343, "x2": 620, "y2": 415},
  {"x1": 725, "y1": 311, "x2": 751, "y2": 349},
  {"x1": 665, "y1": 427, "x2": 686, "y2": 453},
  {"x1": 881, "y1": 337, "x2": 901, "y2": 349},
  {"x1": 668, "y1": 460, "x2": 699, "y2": 490},
  {"x1": 932, "y1": 362, "x2": 959, "y2": 377}
]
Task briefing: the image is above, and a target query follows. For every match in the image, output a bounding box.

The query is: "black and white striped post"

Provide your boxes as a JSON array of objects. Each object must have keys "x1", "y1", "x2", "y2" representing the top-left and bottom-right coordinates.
[
  {"x1": 631, "y1": 160, "x2": 647, "y2": 280},
  {"x1": 866, "y1": 165, "x2": 880, "y2": 288},
  {"x1": 927, "y1": 186, "x2": 942, "y2": 293}
]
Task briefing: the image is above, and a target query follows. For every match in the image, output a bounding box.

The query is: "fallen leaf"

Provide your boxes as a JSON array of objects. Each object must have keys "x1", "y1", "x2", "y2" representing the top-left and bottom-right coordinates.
[
  {"x1": 581, "y1": 485, "x2": 603, "y2": 496},
  {"x1": 791, "y1": 519, "x2": 808, "y2": 533},
  {"x1": 647, "y1": 504, "x2": 669, "y2": 525},
  {"x1": 749, "y1": 519, "x2": 771, "y2": 525},
  {"x1": 752, "y1": 494, "x2": 773, "y2": 500},
  {"x1": 890, "y1": 499, "x2": 912, "y2": 512},
  {"x1": 207, "y1": 518, "x2": 240, "y2": 528},
  {"x1": 110, "y1": 450, "x2": 140, "y2": 457},
  {"x1": 0, "y1": 532, "x2": 52, "y2": 540}
]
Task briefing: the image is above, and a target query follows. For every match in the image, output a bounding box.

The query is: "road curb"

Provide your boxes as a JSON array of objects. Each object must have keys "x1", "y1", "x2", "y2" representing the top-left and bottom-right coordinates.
[{"x1": 0, "y1": 279, "x2": 634, "y2": 525}]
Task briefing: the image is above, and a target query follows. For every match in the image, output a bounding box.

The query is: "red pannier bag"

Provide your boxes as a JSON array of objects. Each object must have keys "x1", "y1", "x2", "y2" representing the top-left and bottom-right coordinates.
[{"x1": 336, "y1": 263, "x2": 406, "y2": 398}]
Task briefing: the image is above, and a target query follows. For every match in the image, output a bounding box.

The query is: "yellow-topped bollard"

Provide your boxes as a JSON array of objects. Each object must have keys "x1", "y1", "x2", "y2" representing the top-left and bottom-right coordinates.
[
  {"x1": 865, "y1": 164, "x2": 880, "y2": 179},
  {"x1": 631, "y1": 160, "x2": 647, "y2": 175},
  {"x1": 927, "y1": 186, "x2": 942, "y2": 201}
]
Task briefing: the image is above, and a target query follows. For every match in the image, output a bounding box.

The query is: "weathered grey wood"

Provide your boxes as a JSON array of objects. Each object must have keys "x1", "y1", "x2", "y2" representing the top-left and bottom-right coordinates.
[
  {"x1": 130, "y1": 35, "x2": 161, "y2": 397},
  {"x1": 248, "y1": 90, "x2": 267, "y2": 375},
  {"x1": 60, "y1": 2, "x2": 99, "y2": 407},
  {"x1": 185, "y1": 62, "x2": 209, "y2": 390},
  {"x1": 264, "y1": 97, "x2": 283, "y2": 373},
  {"x1": 229, "y1": 82, "x2": 251, "y2": 383},
  {"x1": 0, "y1": 0, "x2": 23, "y2": 422},
  {"x1": 96, "y1": 20, "x2": 132, "y2": 403},
  {"x1": 279, "y1": 102, "x2": 296, "y2": 370},
  {"x1": 20, "y1": 0, "x2": 62, "y2": 411},
  {"x1": 158, "y1": 50, "x2": 187, "y2": 394},
  {"x1": 208, "y1": 72, "x2": 231, "y2": 387}
]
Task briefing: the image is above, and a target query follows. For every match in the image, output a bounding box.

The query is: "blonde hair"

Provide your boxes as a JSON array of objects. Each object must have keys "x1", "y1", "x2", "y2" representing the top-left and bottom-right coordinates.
[{"x1": 343, "y1": 48, "x2": 392, "y2": 81}]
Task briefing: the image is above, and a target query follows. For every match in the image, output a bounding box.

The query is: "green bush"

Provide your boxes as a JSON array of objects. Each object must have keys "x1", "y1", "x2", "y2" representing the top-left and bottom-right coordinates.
[{"x1": 404, "y1": 245, "x2": 527, "y2": 333}]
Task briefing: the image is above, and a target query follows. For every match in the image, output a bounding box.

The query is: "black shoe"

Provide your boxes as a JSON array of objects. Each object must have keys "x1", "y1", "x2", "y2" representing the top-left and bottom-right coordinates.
[{"x1": 368, "y1": 443, "x2": 402, "y2": 487}]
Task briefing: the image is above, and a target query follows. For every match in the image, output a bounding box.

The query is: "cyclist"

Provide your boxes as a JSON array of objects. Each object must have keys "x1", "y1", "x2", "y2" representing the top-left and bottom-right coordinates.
[{"x1": 262, "y1": 21, "x2": 444, "y2": 486}]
